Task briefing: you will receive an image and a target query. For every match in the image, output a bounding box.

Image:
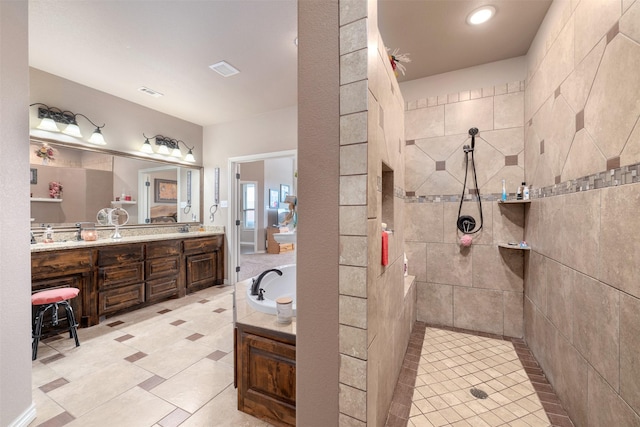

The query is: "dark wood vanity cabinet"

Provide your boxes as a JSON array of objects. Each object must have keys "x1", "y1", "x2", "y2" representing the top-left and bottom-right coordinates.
[
  {"x1": 31, "y1": 249, "x2": 92, "y2": 329},
  {"x1": 236, "y1": 323, "x2": 296, "y2": 427},
  {"x1": 97, "y1": 244, "x2": 145, "y2": 317},
  {"x1": 31, "y1": 234, "x2": 224, "y2": 329},
  {"x1": 146, "y1": 239, "x2": 183, "y2": 300},
  {"x1": 184, "y1": 236, "x2": 224, "y2": 293}
]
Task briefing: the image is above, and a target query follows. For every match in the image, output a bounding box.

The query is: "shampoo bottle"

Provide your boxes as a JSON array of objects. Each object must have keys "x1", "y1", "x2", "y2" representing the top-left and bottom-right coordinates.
[
  {"x1": 517, "y1": 182, "x2": 524, "y2": 200},
  {"x1": 523, "y1": 182, "x2": 530, "y2": 200},
  {"x1": 501, "y1": 179, "x2": 507, "y2": 201}
]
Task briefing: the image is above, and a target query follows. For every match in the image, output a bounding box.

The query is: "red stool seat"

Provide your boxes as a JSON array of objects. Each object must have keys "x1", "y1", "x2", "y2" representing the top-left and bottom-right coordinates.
[
  {"x1": 32, "y1": 288, "x2": 80, "y2": 305},
  {"x1": 31, "y1": 287, "x2": 80, "y2": 360}
]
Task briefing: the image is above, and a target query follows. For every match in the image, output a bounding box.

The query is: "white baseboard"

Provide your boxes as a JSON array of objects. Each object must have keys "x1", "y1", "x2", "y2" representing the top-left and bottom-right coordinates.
[{"x1": 8, "y1": 403, "x2": 36, "y2": 427}]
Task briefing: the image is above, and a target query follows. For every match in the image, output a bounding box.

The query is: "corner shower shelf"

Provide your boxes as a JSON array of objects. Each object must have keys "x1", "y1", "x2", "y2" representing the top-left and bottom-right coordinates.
[
  {"x1": 30, "y1": 198, "x2": 62, "y2": 203},
  {"x1": 498, "y1": 200, "x2": 531, "y2": 204},
  {"x1": 498, "y1": 243, "x2": 531, "y2": 251}
]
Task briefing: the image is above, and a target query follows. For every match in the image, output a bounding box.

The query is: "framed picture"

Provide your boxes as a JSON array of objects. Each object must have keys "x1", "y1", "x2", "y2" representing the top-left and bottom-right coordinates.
[
  {"x1": 154, "y1": 179, "x2": 177, "y2": 203},
  {"x1": 280, "y1": 184, "x2": 290, "y2": 202},
  {"x1": 269, "y1": 189, "x2": 279, "y2": 208},
  {"x1": 30, "y1": 168, "x2": 38, "y2": 184}
]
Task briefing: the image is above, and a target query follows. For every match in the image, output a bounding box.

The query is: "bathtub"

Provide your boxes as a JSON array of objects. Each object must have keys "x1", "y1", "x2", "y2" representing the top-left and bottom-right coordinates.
[{"x1": 245, "y1": 264, "x2": 296, "y2": 316}]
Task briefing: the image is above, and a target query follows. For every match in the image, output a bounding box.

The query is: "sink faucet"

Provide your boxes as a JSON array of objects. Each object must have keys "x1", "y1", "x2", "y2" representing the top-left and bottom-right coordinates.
[{"x1": 251, "y1": 268, "x2": 283, "y2": 296}]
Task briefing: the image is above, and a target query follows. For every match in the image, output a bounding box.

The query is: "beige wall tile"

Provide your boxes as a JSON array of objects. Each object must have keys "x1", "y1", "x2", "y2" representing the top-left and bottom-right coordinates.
[
  {"x1": 340, "y1": 295, "x2": 367, "y2": 329},
  {"x1": 545, "y1": 259, "x2": 574, "y2": 343},
  {"x1": 339, "y1": 413, "x2": 366, "y2": 427},
  {"x1": 339, "y1": 383, "x2": 367, "y2": 421},
  {"x1": 524, "y1": 251, "x2": 547, "y2": 314},
  {"x1": 340, "y1": 18, "x2": 367, "y2": 55},
  {"x1": 503, "y1": 291, "x2": 524, "y2": 338},
  {"x1": 340, "y1": 174, "x2": 367, "y2": 206},
  {"x1": 417, "y1": 282, "x2": 453, "y2": 327},
  {"x1": 427, "y1": 243, "x2": 472, "y2": 287},
  {"x1": 340, "y1": 0, "x2": 367, "y2": 25},
  {"x1": 620, "y1": 293, "x2": 640, "y2": 414},
  {"x1": 444, "y1": 97, "x2": 494, "y2": 136},
  {"x1": 415, "y1": 134, "x2": 465, "y2": 161},
  {"x1": 341, "y1": 112, "x2": 368, "y2": 146},
  {"x1": 545, "y1": 96, "x2": 576, "y2": 179},
  {"x1": 494, "y1": 92, "x2": 524, "y2": 130},
  {"x1": 340, "y1": 143, "x2": 368, "y2": 176},
  {"x1": 493, "y1": 203, "x2": 525, "y2": 245},
  {"x1": 404, "y1": 241, "x2": 426, "y2": 282},
  {"x1": 443, "y1": 201, "x2": 493, "y2": 246},
  {"x1": 480, "y1": 128, "x2": 524, "y2": 157},
  {"x1": 341, "y1": 80, "x2": 368, "y2": 115},
  {"x1": 339, "y1": 265, "x2": 367, "y2": 298},
  {"x1": 599, "y1": 183, "x2": 640, "y2": 297},
  {"x1": 574, "y1": 0, "x2": 621, "y2": 63},
  {"x1": 417, "y1": 172, "x2": 464, "y2": 197},
  {"x1": 404, "y1": 202, "x2": 444, "y2": 243},
  {"x1": 561, "y1": 129, "x2": 606, "y2": 182},
  {"x1": 340, "y1": 354, "x2": 367, "y2": 392},
  {"x1": 340, "y1": 205, "x2": 368, "y2": 236},
  {"x1": 572, "y1": 274, "x2": 619, "y2": 390},
  {"x1": 405, "y1": 144, "x2": 435, "y2": 192},
  {"x1": 560, "y1": 38, "x2": 605, "y2": 114},
  {"x1": 621, "y1": 0, "x2": 640, "y2": 43},
  {"x1": 341, "y1": 48, "x2": 368, "y2": 85},
  {"x1": 453, "y1": 287, "x2": 503, "y2": 335},
  {"x1": 340, "y1": 324, "x2": 368, "y2": 360},
  {"x1": 587, "y1": 366, "x2": 640, "y2": 427},
  {"x1": 405, "y1": 105, "x2": 445, "y2": 141},
  {"x1": 620, "y1": 115, "x2": 640, "y2": 166},
  {"x1": 472, "y1": 245, "x2": 523, "y2": 292},
  {"x1": 585, "y1": 36, "x2": 640, "y2": 159},
  {"x1": 447, "y1": 138, "x2": 504, "y2": 190},
  {"x1": 340, "y1": 235, "x2": 368, "y2": 267}
]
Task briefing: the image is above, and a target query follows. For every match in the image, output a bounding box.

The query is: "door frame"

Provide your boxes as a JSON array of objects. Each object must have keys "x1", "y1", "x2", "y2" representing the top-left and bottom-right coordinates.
[{"x1": 228, "y1": 149, "x2": 297, "y2": 286}]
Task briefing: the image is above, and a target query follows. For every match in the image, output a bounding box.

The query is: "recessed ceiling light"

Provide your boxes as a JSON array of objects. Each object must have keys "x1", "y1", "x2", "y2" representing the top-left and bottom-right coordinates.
[
  {"x1": 209, "y1": 61, "x2": 240, "y2": 77},
  {"x1": 467, "y1": 5, "x2": 496, "y2": 25},
  {"x1": 138, "y1": 87, "x2": 164, "y2": 98}
]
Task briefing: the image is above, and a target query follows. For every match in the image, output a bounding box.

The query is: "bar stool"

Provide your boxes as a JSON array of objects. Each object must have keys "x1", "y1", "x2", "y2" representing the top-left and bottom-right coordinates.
[{"x1": 32, "y1": 287, "x2": 80, "y2": 360}]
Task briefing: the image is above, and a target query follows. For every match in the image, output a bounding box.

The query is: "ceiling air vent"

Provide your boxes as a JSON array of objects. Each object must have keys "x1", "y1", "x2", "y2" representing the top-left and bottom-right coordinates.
[
  {"x1": 209, "y1": 61, "x2": 240, "y2": 77},
  {"x1": 138, "y1": 87, "x2": 164, "y2": 98}
]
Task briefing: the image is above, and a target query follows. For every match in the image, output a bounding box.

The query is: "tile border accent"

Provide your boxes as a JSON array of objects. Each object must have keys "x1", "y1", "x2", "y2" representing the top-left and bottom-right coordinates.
[
  {"x1": 405, "y1": 81, "x2": 525, "y2": 111},
  {"x1": 383, "y1": 322, "x2": 575, "y2": 427}
]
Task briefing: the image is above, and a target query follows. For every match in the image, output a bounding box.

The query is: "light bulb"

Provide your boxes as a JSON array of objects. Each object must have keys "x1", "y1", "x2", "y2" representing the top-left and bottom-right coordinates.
[
  {"x1": 88, "y1": 128, "x2": 106, "y2": 145},
  {"x1": 37, "y1": 117, "x2": 60, "y2": 132}
]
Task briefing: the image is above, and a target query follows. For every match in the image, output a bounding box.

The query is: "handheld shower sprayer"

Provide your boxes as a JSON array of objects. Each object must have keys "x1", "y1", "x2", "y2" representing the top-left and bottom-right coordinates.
[
  {"x1": 469, "y1": 127, "x2": 478, "y2": 150},
  {"x1": 456, "y1": 127, "x2": 484, "y2": 235}
]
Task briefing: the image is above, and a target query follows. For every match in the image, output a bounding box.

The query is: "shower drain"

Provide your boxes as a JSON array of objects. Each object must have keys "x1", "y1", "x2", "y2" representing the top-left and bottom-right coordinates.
[{"x1": 470, "y1": 387, "x2": 489, "y2": 399}]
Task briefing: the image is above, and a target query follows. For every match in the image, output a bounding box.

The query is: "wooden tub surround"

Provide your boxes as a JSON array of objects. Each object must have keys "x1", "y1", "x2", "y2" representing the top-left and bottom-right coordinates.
[{"x1": 31, "y1": 232, "x2": 224, "y2": 333}]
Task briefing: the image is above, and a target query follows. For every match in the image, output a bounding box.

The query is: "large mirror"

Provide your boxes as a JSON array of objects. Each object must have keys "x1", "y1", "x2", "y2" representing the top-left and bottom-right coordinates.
[{"x1": 29, "y1": 139, "x2": 202, "y2": 228}]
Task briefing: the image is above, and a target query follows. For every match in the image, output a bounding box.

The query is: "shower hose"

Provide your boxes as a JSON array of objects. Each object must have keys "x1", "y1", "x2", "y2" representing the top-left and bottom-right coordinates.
[{"x1": 456, "y1": 127, "x2": 483, "y2": 234}]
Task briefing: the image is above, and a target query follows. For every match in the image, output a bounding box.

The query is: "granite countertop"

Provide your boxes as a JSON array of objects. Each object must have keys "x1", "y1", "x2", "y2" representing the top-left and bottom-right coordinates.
[
  {"x1": 234, "y1": 281, "x2": 296, "y2": 336},
  {"x1": 30, "y1": 227, "x2": 225, "y2": 252}
]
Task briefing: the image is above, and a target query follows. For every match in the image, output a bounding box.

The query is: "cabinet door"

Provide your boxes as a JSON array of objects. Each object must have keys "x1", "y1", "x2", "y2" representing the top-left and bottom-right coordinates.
[
  {"x1": 237, "y1": 328, "x2": 296, "y2": 426},
  {"x1": 98, "y1": 262, "x2": 144, "y2": 290},
  {"x1": 98, "y1": 283, "x2": 145, "y2": 316},
  {"x1": 185, "y1": 252, "x2": 216, "y2": 292},
  {"x1": 146, "y1": 255, "x2": 180, "y2": 301}
]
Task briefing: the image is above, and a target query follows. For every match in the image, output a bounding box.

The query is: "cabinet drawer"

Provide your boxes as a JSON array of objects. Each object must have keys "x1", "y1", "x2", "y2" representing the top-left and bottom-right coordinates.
[
  {"x1": 146, "y1": 255, "x2": 180, "y2": 280},
  {"x1": 31, "y1": 249, "x2": 92, "y2": 279},
  {"x1": 97, "y1": 244, "x2": 144, "y2": 266},
  {"x1": 99, "y1": 262, "x2": 144, "y2": 290},
  {"x1": 146, "y1": 277, "x2": 179, "y2": 301},
  {"x1": 183, "y1": 236, "x2": 222, "y2": 255},
  {"x1": 99, "y1": 283, "x2": 144, "y2": 316},
  {"x1": 146, "y1": 240, "x2": 181, "y2": 259}
]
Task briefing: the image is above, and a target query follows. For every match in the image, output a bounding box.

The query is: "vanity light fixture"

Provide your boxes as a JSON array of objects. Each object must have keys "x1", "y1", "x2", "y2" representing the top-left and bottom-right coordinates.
[
  {"x1": 30, "y1": 103, "x2": 107, "y2": 145},
  {"x1": 467, "y1": 5, "x2": 496, "y2": 25},
  {"x1": 140, "y1": 134, "x2": 196, "y2": 162}
]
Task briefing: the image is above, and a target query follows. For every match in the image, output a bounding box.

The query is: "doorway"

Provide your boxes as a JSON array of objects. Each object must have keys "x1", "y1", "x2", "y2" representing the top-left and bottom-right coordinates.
[{"x1": 228, "y1": 150, "x2": 297, "y2": 285}]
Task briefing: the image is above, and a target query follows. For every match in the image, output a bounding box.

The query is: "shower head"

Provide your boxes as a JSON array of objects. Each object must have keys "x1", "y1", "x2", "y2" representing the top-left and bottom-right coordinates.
[{"x1": 468, "y1": 127, "x2": 478, "y2": 149}]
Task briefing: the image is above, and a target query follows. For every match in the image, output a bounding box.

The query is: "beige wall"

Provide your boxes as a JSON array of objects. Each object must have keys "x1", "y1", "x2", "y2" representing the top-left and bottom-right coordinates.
[
  {"x1": 0, "y1": 0, "x2": 35, "y2": 425},
  {"x1": 403, "y1": 80, "x2": 526, "y2": 338},
  {"x1": 337, "y1": 0, "x2": 414, "y2": 425},
  {"x1": 523, "y1": 0, "x2": 640, "y2": 426},
  {"x1": 296, "y1": 1, "x2": 340, "y2": 425}
]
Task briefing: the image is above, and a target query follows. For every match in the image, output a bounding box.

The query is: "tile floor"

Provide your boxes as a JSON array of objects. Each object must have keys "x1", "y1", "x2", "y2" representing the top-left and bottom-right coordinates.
[
  {"x1": 30, "y1": 284, "x2": 272, "y2": 427},
  {"x1": 32, "y1": 286, "x2": 573, "y2": 427},
  {"x1": 386, "y1": 323, "x2": 574, "y2": 427}
]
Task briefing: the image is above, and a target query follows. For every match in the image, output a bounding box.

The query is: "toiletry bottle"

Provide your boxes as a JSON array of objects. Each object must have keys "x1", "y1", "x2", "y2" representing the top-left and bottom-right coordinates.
[
  {"x1": 523, "y1": 182, "x2": 530, "y2": 200},
  {"x1": 404, "y1": 253, "x2": 408, "y2": 277},
  {"x1": 517, "y1": 182, "x2": 524, "y2": 200},
  {"x1": 501, "y1": 179, "x2": 507, "y2": 201},
  {"x1": 44, "y1": 224, "x2": 54, "y2": 243}
]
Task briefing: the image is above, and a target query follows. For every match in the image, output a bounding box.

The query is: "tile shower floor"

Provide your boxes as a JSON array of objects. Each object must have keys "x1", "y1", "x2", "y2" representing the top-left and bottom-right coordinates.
[
  {"x1": 31, "y1": 285, "x2": 573, "y2": 427},
  {"x1": 386, "y1": 323, "x2": 574, "y2": 427}
]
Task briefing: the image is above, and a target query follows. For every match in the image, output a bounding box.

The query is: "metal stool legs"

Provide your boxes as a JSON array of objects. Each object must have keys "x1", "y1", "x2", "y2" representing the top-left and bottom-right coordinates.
[{"x1": 32, "y1": 300, "x2": 80, "y2": 361}]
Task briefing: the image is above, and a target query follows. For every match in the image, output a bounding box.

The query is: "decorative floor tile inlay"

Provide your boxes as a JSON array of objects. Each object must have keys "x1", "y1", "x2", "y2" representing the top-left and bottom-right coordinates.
[
  {"x1": 115, "y1": 334, "x2": 134, "y2": 342},
  {"x1": 213, "y1": 308, "x2": 226, "y2": 313},
  {"x1": 207, "y1": 350, "x2": 228, "y2": 361},
  {"x1": 40, "y1": 377, "x2": 69, "y2": 393},
  {"x1": 186, "y1": 333, "x2": 204, "y2": 341},
  {"x1": 157, "y1": 308, "x2": 172, "y2": 314},
  {"x1": 106, "y1": 320, "x2": 125, "y2": 327},
  {"x1": 170, "y1": 319, "x2": 186, "y2": 326},
  {"x1": 125, "y1": 351, "x2": 147, "y2": 363}
]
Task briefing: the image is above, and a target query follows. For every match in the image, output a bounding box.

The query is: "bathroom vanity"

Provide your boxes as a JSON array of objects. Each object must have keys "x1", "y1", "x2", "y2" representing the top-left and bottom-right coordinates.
[
  {"x1": 31, "y1": 231, "x2": 224, "y2": 331},
  {"x1": 234, "y1": 282, "x2": 296, "y2": 427}
]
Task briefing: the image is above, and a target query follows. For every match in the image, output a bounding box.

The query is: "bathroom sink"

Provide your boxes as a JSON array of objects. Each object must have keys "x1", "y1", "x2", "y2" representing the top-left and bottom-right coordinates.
[{"x1": 273, "y1": 231, "x2": 296, "y2": 244}]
